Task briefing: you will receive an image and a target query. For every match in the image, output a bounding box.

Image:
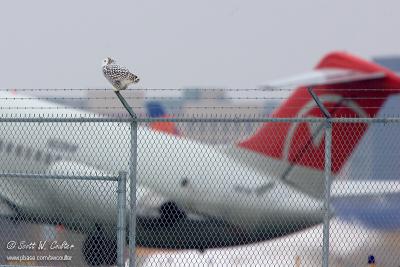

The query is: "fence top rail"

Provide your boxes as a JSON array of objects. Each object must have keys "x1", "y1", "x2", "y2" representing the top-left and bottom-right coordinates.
[
  {"x1": 0, "y1": 173, "x2": 120, "y2": 182},
  {"x1": 0, "y1": 117, "x2": 399, "y2": 123}
]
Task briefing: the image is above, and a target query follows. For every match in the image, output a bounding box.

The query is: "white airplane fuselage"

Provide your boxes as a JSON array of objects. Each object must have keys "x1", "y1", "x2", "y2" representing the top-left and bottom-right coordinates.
[{"x1": 0, "y1": 92, "x2": 324, "y2": 239}]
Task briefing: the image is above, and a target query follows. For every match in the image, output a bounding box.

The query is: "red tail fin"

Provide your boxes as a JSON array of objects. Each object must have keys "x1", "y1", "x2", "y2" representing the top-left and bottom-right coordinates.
[{"x1": 238, "y1": 52, "x2": 400, "y2": 173}]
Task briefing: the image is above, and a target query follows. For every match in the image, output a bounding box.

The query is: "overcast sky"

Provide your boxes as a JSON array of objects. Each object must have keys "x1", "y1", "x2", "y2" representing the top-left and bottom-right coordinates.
[{"x1": 1, "y1": 0, "x2": 400, "y2": 90}]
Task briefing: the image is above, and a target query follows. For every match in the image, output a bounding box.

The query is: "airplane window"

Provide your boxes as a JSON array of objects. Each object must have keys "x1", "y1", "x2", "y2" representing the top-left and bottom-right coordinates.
[
  {"x1": 44, "y1": 153, "x2": 52, "y2": 165},
  {"x1": 200, "y1": 122, "x2": 205, "y2": 133},
  {"x1": 15, "y1": 145, "x2": 23, "y2": 157},
  {"x1": 34, "y1": 151, "x2": 42, "y2": 161},
  {"x1": 223, "y1": 122, "x2": 229, "y2": 133},
  {"x1": 245, "y1": 122, "x2": 253, "y2": 134},
  {"x1": 6, "y1": 143, "x2": 13, "y2": 154},
  {"x1": 25, "y1": 148, "x2": 33, "y2": 159}
]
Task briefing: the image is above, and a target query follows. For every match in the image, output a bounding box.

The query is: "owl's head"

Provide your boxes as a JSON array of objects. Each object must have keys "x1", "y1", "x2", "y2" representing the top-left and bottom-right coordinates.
[{"x1": 102, "y1": 57, "x2": 115, "y2": 66}]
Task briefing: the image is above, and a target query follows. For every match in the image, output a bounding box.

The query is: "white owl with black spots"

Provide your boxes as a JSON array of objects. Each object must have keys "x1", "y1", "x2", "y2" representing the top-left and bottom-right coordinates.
[{"x1": 102, "y1": 57, "x2": 140, "y2": 91}]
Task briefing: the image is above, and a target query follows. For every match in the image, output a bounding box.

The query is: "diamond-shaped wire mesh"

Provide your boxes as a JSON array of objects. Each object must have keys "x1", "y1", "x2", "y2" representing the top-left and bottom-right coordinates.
[
  {"x1": 0, "y1": 117, "x2": 399, "y2": 267},
  {"x1": 138, "y1": 120, "x2": 325, "y2": 267},
  {"x1": 330, "y1": 121, "x2": 400, "y2": 267},
  {"x1": 0, "y1": 120, "x2": 130, "y2": 266}
]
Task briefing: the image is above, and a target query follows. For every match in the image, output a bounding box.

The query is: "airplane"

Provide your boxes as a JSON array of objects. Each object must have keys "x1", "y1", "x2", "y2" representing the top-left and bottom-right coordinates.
[
  {"x1": 0, "y1": 51, "x2": 399, "y2": 266},
  {"x1": 145, "y1": 101, "x2": 180, "y2": 135}
]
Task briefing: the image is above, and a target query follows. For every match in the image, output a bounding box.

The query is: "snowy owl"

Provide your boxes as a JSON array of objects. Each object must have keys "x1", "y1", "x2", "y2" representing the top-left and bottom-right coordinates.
[{"x1": 102, "y1": 57, "x2": 140, "y2": 91}]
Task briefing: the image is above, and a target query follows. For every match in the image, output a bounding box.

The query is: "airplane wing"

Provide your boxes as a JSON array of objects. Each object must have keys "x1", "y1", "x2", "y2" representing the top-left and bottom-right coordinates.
[
  {"x1": 331, "y1": 180, "x2": 400, "y2": 197},
  {"x1": 48, "y1": 160, "x2": 169, "y2": 218},
  {"x1": 0, "y1": 161, "x2": 167, "y2": 222},
  {"x1": 332, "y1": 181, "x2": 400, "y2": 230},
  {"x1": 0, "y1": 195, "x2": 18, "y2": 217},
  {"x1": 48, "y1": 161, "x2": 222, "y2": 220}
]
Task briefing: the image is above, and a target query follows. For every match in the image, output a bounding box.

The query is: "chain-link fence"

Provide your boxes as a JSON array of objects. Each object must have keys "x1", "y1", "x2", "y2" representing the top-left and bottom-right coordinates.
[{"x1": 0, "y1": 115, "x2": 399, "y2": 267}]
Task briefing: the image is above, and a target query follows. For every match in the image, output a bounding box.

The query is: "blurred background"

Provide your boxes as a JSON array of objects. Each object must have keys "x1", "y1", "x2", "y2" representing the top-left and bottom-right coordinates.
[{"x1": 1, "y1": 1, "x2": 400, "y2": 266}]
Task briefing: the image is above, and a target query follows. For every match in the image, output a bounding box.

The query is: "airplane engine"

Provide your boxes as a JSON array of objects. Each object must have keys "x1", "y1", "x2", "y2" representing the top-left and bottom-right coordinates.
[{"x1": 159, "y1": 201, "x2": 186, "y2": 225}]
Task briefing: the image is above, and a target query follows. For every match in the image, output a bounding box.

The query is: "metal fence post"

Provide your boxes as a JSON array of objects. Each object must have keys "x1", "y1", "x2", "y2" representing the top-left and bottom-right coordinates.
[
  {"x1": 322, "y1": 118, "x2": 332, "y2": 267},
  {"x1": 129, "y1": 118, "x2": 138, "y2": 267},
  {"x1": 117, "y1": 171, "x2": 127, "y2": 267},
  {"x1": 114, "y1": 91, "x2": 138, "y2": 267},
  {"x1": 307, "y1": 87, "x2": 332, "y2": 267}
]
